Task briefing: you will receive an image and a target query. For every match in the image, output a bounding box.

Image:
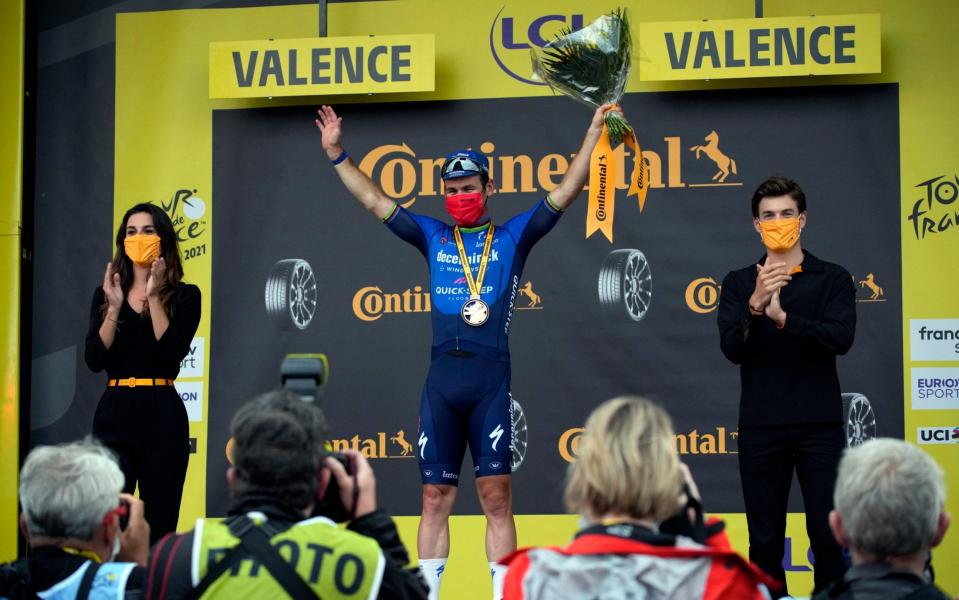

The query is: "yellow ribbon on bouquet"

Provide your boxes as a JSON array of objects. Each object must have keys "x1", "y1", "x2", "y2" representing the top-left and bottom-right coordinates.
[{"x1": 585, "y1": 109, "x2": 649, "y2": 243}]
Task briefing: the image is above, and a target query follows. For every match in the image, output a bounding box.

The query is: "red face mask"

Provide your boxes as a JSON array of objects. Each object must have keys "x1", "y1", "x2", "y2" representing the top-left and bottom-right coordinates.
[{"x1": 445, "y1": 192, "x2": 486, "y2": 226}]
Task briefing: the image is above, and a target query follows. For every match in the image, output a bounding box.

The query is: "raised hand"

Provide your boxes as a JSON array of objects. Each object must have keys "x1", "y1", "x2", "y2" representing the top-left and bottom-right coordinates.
[
  {"x1": 102, "y1": 262, "x2": 124, "y2": 311},
  {"x1": 146, "y1": 257, "x2": 166, "y2": 298},
  {"x1": 315, "y1": 105, "x2": 344, "y2": 159}
]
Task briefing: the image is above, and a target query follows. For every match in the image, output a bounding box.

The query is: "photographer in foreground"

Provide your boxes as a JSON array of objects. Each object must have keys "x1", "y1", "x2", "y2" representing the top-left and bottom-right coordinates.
[
  {"x1": 501, "y1": 396, "x2": 775, "y2": 599},
  {"x1": 147, "y1": 389, "x2": 426, "y2": 599},
  {"x1": 0, "y1": 439, "x2": 150, "y2": 599}
]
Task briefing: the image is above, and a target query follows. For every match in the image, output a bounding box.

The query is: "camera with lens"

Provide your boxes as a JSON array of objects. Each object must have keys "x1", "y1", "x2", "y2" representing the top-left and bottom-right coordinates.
[{"x1": 279, "y1": 354, "x2": 353, "y2": 522}]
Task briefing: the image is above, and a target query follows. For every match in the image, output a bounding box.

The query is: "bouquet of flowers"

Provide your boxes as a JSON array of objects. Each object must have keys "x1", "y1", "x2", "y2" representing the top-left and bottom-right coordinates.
[{"x1": 531, "y1": 8, "x2": 633, "y2": 145}]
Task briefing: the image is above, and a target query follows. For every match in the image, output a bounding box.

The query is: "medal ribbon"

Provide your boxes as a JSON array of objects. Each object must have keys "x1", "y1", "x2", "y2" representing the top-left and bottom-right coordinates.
[{"x1": 453, "y1": 224, "x2": 495, "y2": 298}]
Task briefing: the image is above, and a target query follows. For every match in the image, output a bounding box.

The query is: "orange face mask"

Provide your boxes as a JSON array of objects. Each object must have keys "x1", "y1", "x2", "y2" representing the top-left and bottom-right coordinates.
[
  {"x1": 123, "y1": 234, "x2": 161, "y2": 266},
  {"x1": 758, "y1": 217, "x2": 801, "y2": 252}
]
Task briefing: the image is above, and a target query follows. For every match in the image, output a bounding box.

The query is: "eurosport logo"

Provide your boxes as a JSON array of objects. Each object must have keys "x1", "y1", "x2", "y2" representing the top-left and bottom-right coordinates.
[
  {"x1": 489, "y1": 9, "x2": 585, "y2": 85},
  {"x1": 918, "y1": 427, "x2": 959, "y2": 445},
  {"x1": 911, "y1": 368, "x2": 959, "y2": 410}
]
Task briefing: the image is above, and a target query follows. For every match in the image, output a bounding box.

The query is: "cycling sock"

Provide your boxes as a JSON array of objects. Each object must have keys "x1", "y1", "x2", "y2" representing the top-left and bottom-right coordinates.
[
  {"x1": 419, "y1": 558, "x2": 447, "y2": 600},
  {"x1": 490, "y1": 561, "x2": 508, "y2": 600}
]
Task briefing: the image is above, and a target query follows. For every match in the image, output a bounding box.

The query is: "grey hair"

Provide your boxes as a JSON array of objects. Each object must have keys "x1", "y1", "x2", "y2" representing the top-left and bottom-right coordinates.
[
  {"x1": 834, "y1": 438, "x2": 946, "y2": 560},
  {"x1": 18, "y1": 438, "x2": 125, "y2": 541}
]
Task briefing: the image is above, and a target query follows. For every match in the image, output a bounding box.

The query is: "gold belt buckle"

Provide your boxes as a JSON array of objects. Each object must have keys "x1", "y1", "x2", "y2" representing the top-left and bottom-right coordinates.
[{"x1": 127, "y1": 377, "x2": 137, "y2": 388}]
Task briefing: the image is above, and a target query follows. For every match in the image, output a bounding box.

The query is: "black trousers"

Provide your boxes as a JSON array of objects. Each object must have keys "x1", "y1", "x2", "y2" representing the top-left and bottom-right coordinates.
[
  {"x1": 738, "y1": 422, "x2": 846, "y2": 597},
  {"x1": 92, "y1": 385, "x2": 190, "y2": 545}
]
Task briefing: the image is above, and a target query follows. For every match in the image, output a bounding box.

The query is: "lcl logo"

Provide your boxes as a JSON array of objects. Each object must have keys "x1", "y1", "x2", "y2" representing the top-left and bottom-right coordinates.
[{"x1": 489, "y1": 9, "x2": 584, "y2": 85}]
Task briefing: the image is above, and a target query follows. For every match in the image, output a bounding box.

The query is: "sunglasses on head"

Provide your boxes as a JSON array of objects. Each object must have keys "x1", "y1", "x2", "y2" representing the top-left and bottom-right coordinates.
[{"x1": 442, "y1": 155, "x2": 487, "y2": 179}]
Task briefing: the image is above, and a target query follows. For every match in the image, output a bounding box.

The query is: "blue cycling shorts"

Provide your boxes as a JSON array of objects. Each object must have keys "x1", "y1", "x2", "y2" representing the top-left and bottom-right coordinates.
[{"x1": 416, "y1": 353, "x2": 513, "y2": 486}]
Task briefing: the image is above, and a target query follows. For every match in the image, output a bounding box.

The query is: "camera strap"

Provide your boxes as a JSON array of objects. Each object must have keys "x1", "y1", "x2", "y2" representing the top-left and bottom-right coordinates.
[{"x1": 187, "y1": 516, "x2": 318, "y2": 600}]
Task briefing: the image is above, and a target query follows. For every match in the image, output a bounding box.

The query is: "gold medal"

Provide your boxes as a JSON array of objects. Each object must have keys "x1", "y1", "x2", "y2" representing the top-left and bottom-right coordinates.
[{"x1": 454, "y1": 225, "x2": 495, "y2": 327}]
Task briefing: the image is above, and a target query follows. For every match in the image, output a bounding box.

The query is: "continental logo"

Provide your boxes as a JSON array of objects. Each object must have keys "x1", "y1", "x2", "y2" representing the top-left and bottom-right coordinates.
[
  {"x1": 689, "y1": 131, "x2": 738, "y2": 183},
  {"x1": 353, "y1": 285, "x2": 431, "y2": 321},
  {"x1": 854, "y1": 273, "x2": 886, "y2": 302},
  {"x1": 353, "y1": 282, "x2": 544, "y2": 321},
  {"x1": 907, "y1": 174, "x2": 959, "y2": 241},
  {"x1": 685, "y1": 277, "x2": 721, "y2": 314},
  {"x1": 489, "y1": 8, "x2": 585, "y2": 85},
  {"x1": 559, "y1": 426, "x2": 738, "y2": 462},
  {"x1": 225, "y1": 430, "x2": 416, "y2": 462},
  {"x1": 330, "y1": 431, "x2": 417, "y2": 459},
  {"x1": 358, "y1": 133, "x2": 740, "y2": 208}
]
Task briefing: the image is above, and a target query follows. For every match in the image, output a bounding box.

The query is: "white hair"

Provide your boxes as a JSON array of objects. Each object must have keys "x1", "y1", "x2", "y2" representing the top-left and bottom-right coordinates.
[
  {"x1": 18, "y1": 438, "x2": 125, "y2": 541},
  {"x1": 834, "y1": 438, "x2": 946, "y2": 560}
]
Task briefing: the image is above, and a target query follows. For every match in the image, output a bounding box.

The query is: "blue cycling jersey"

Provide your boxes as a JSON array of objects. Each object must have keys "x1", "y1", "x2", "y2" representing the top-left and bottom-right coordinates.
[{"x1": 384, "y1": 197, "x2": 562, "y2": 362}]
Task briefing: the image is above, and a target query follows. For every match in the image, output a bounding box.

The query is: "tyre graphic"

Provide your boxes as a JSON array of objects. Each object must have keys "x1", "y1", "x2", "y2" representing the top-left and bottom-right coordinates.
[
  {"x1": 265, "y1": 259, "x2": 317, "y2": 330},
  {"x1": 510, "y1": 398, "x2": 528, "y2": 472},
  {"x1": 842, "y1": 393, "x2": 877, "y2": 447},
  {"x1": 598, "y1": 249, "x2": 652, "y2": 321}
]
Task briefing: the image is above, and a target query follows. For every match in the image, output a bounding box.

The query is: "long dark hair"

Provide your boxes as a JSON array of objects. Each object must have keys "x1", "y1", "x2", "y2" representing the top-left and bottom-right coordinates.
[{"x1": 106, "y1": 203, "x2": 184, "y2": 317}]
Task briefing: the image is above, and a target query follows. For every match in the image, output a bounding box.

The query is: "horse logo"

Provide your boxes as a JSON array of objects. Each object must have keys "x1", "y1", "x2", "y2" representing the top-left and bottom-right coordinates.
[
  {"x1": 858, "y1": 273, "x2": 884, "y2": 300},
  {"x1": 690, "y1": 131, "x2": 738, "y2": 183},
  {"x1": 391, "y1": 430, "x2": 413, "y2": 456},
  {"x1": 519, "y1": 281, "x2": 541, "y2": 308}
]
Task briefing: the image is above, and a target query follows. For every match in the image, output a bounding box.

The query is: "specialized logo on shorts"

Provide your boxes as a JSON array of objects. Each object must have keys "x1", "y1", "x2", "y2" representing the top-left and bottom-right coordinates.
[
  {"x1": 489, "y1": 424, "x2": 505, "y2": 452},
  {"x1": 418, "y1": 431, "x2": 428, "y2": 459}
]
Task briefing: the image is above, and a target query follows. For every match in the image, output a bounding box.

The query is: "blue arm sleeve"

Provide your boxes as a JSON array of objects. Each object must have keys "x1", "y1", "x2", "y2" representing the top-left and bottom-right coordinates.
[
  {"x1": 503, "y1": 197, "x2": 563, "y2": 261},
  {"x1": 383, "y1": 204, "x2": 444, "y2": 258}
]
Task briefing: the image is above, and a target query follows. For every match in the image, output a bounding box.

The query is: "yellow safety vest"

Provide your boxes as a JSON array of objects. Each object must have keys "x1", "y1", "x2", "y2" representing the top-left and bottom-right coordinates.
[{"x1": 194, "y1": 513, "x2": 385, "y2": 599}]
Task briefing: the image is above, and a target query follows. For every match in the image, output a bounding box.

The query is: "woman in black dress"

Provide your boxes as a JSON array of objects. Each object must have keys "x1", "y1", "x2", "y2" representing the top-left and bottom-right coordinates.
[{"x1": 85, "y1": 203, "x2": 201, "y2": 544}]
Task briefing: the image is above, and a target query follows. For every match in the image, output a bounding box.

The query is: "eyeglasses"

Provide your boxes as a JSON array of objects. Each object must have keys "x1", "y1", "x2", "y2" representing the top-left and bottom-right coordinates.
[{"x1": 442, "y1": 155, "x2": 488, "y2": 179}]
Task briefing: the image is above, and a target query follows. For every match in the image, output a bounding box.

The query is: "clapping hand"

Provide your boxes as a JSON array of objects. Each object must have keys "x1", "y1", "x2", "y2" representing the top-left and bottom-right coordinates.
[
  {"x1": 146, "y1": 257, "x2": 166, "y2": 298},
  {"x1": 102, "y1": 262, "x2": 123, "y2": 311}
]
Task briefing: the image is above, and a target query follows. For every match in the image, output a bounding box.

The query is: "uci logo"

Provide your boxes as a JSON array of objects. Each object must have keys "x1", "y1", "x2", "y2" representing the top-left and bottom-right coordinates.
[
  {"x1": 489, "y1": 8, "x2": 584, "y2": 85},
  {"x1": 685, "y1": 277, "x2": 721, "y2": 314}
]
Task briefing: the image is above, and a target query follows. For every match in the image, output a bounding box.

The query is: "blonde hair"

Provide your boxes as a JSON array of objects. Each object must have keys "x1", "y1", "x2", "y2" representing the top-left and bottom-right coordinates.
[{"x1": 564, "y1": 396, "x2": 682, "y2": 523}]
